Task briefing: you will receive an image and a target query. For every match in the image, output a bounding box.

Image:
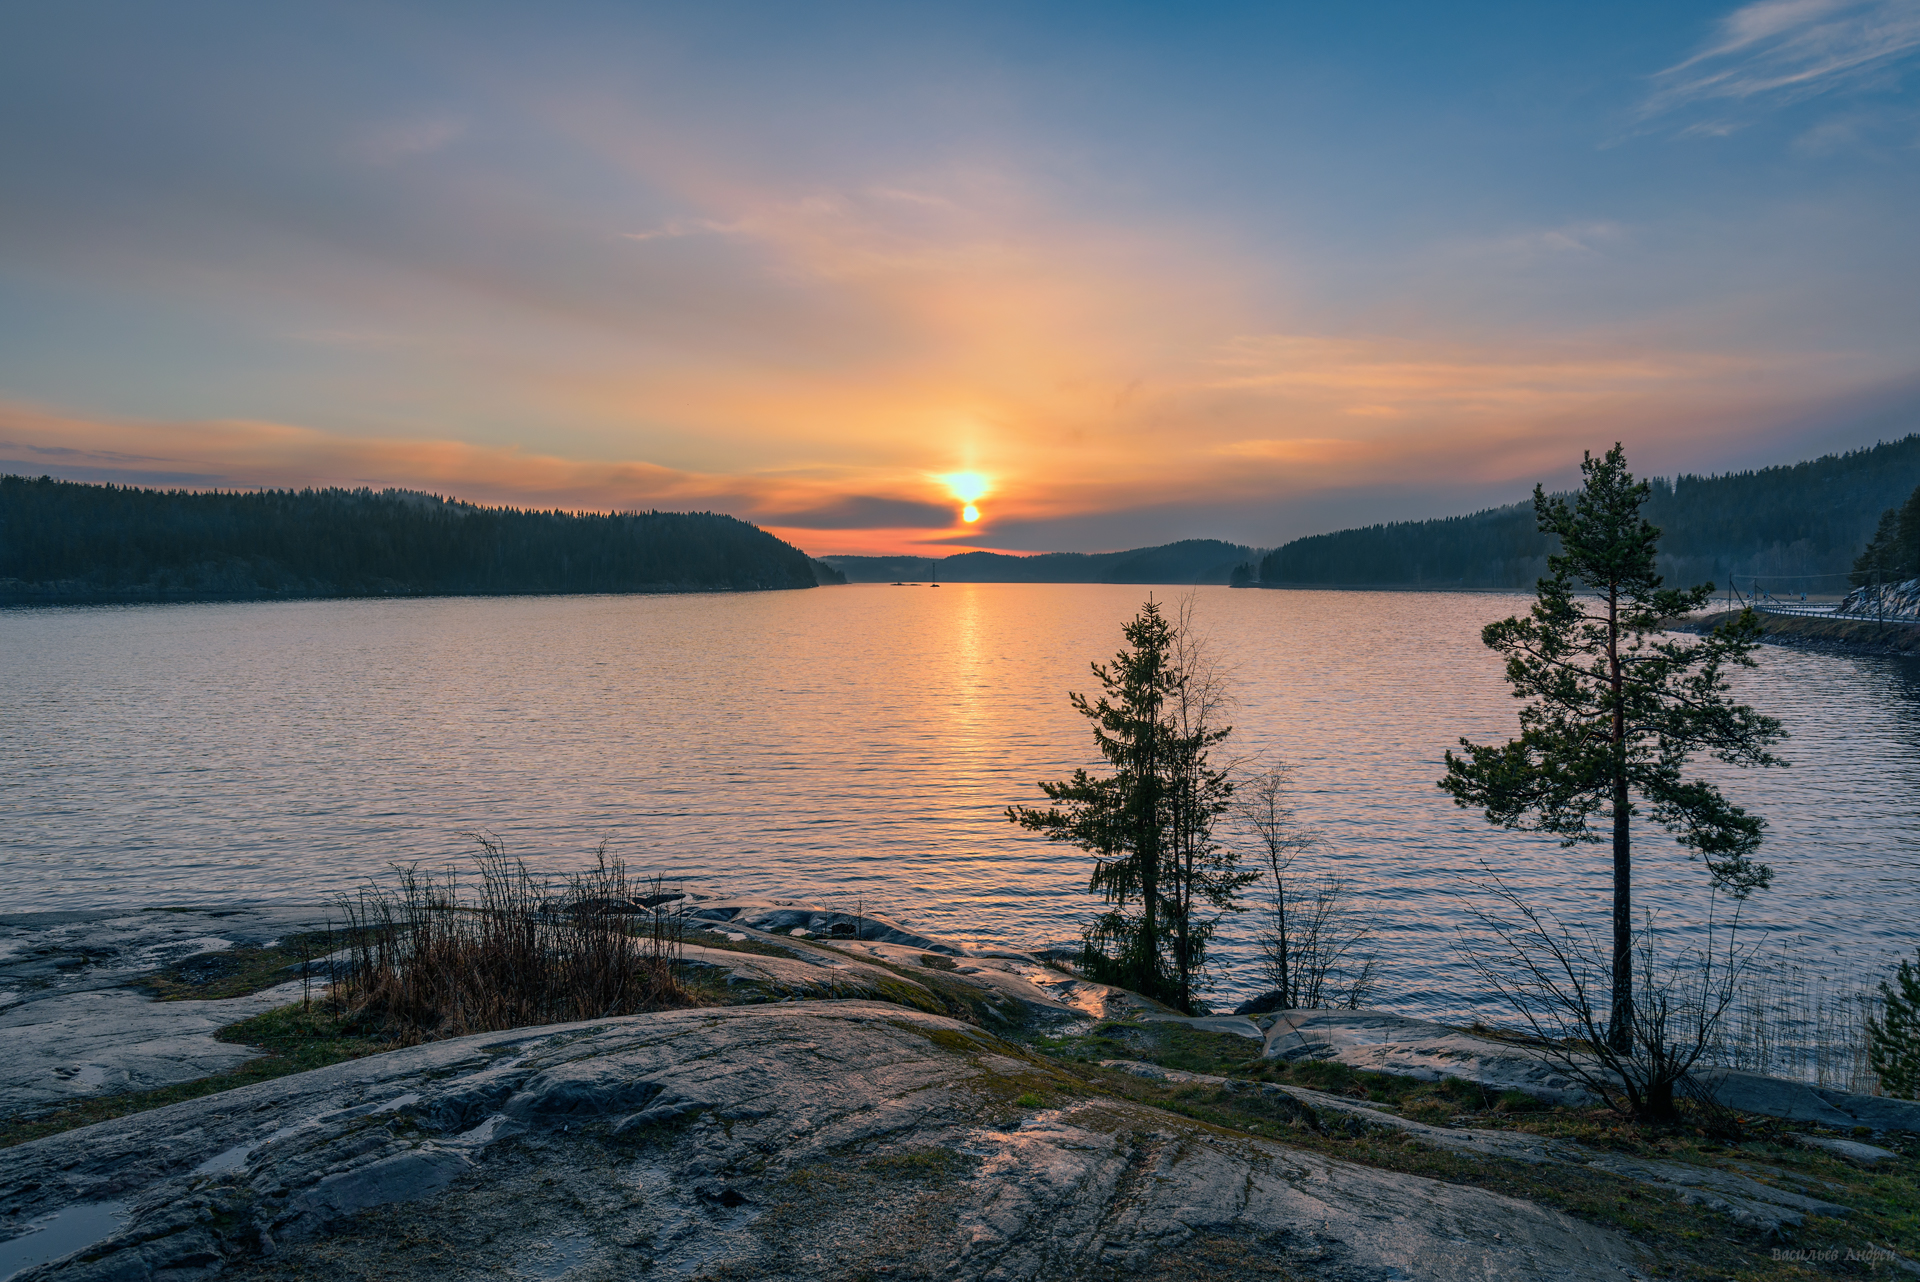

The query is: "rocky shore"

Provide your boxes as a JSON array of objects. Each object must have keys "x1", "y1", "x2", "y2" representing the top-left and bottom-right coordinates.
[
  {"x1": 1684, "y1": 608, "x2": 1920, "y2": 658},
  {"x1": 2, "y1": 897, "x2": 1916, "y2": 1281},
  {"x1": 1838, "y1": 579, "x2": 1920, "y2": 622}
]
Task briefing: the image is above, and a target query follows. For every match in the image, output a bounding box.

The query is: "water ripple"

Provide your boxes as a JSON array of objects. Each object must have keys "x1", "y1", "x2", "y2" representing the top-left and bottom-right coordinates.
[{"x1": 3, "y1": 585, "x2": 1915, "y2": 1016}]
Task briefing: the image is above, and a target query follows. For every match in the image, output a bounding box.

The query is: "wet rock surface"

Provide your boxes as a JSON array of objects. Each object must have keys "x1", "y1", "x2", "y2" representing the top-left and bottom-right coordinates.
[
  {"x1": 0, "y1": 908, "x2": 327, "y2": 1014},
  {"x1": 2, "y1": 1002, "x2": 1653, "y2": 1282},
  {"x1": 668, "y1": 892, "x2": 1178, "y2": 1026},
  {"x1": 0, "y1": 908, "x2": 335, "y2": 1118},
  {"x1": 1789, "y1": 1133, "x2": 1902, "y2": 1167},
  {"x1": 9, "y1": 898, "x2": 1915, "y2": 1140}
]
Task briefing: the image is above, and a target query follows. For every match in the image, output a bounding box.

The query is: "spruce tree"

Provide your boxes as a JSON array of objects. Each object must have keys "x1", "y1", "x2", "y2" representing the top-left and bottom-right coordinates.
[
  {"x1": 1440, "y1": 444, "x2": 1786, "y2": 1050},
  {"x1": 1008, "y1": 599, "x2": 1249, "y2": 1010}
]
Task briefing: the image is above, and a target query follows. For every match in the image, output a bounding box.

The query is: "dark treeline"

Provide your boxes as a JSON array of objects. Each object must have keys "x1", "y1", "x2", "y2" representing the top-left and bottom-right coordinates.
[
  {"x1": 1254, "y1": 434, "x2": 1920, "y2": 594},
  {"x1": 0, "y1": 475, "x2": 840, "y2": 603},
  {"x1": 825, "y1": 538, "x2": 1252, "y2": 584}
]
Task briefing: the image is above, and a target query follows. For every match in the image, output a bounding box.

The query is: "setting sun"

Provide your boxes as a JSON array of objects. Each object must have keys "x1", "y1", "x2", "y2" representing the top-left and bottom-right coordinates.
[{"x1": 937, "y1": 472, "x2": 990, "y2": 525}]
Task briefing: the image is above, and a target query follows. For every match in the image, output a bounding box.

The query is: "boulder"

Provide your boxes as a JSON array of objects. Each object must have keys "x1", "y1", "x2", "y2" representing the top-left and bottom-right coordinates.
[
  {"x1": 1689, "y1": 1067, "x2": 1920, "y2": 1135},
  {"x1": 1233, "y1": 989, "x2": 1289, "y2": 1016}
]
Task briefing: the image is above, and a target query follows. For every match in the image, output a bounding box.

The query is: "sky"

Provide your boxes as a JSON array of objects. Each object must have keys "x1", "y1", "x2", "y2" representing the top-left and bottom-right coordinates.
[{"x1": 3, "y1": 1, "x2": 1918, "y2": 556}]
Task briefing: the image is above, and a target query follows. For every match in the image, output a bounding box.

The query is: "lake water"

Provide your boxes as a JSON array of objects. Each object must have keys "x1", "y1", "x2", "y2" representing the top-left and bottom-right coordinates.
[{"x1": 4, "y1": 584, "x2": 1916, "y2": 1017}]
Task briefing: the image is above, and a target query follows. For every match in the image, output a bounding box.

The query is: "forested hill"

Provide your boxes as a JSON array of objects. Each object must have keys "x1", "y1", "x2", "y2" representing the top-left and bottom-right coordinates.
[
  {"x1": 823, "y1": 538, "x2": 1253, "y2": 584},
  {"x1": 0, "y1": 476, "x2": 840, "y2": 603},
  {"x1": 1255, "y1": 435, "x2": 1920, "y2": 594}
]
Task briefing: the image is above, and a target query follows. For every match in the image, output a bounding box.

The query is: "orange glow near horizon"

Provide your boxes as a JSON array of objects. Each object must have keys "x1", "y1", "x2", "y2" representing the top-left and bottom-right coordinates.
[
  {"x1": 2, "y1": 12, "x2": 1912, "y2": 567},
  {"x1": 0, "y1": 318, "x2": 1870, "y2": 562}
]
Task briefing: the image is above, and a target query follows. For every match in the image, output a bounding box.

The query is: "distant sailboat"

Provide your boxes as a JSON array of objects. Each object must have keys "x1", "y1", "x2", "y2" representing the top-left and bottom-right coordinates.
[{"x1": 930, "y1": 559, "x2": 940, "y2": 586}]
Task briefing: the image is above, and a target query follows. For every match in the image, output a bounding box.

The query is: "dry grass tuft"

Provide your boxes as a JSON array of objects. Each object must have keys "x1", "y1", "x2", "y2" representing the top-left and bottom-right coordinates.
[{"x1": 330, "y1": 833, "x2": 696, "y2": 1042}]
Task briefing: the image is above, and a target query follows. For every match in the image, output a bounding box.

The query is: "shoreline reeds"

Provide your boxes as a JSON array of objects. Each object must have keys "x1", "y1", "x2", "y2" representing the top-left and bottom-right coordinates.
[{"x1": 1707, "y1": 957, "x2": 1882, "y2": 1095}]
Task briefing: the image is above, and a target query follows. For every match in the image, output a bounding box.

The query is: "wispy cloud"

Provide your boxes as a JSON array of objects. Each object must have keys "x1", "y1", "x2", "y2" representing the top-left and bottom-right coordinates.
[
  {"x1": 619, "y1": 218, "x2": 742, "y2": 242},
  {"x1": 1201, "y1": 334, "x2": 1732, "y2": 410},
  {"x1": 1213, "y1": 437, "x2": 1374, "y2": 462},
  {"x1": 348, "y1": 116, "x2": 465, "y2": 167},
  {"x1": 1474, "y1": 221, "x2": 1628, "y2": 260},
  {"x1": 0, "y1": 400, "x2": 859, "y2": 516},
  {"x1": 1643, "y1": 0, "x2": 1920, "y2": 129}
]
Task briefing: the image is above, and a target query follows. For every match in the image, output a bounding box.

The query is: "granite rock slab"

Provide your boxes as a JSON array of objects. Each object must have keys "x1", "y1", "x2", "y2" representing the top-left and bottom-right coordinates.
[
  {"x1": 1261, "y1": 1011, "x2": 1920, "y2": 1134},
  {"x1": 1262, "y1": 1010, "x2": 1601, "y2": 1106},
  {"x1": 1, "y1": 1001, "x2": 1654, "y2": 1282}
]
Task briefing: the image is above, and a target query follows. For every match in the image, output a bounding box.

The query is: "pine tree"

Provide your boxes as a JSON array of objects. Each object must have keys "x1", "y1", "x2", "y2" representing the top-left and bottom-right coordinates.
[{"x1": 1440, "y1": 444, "x2": 1787, "y2": 1051}]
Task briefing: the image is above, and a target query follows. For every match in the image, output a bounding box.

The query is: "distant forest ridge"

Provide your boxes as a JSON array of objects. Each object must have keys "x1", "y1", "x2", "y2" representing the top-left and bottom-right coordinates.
[
  {"x1": 13, "y1": 432, "x2": 1908, "y2": 604},
  {"x1": 826, "y1": 436, "x2": 1919, "y2": 594},
  {"x1": 822, "y1": 539, "x2": 1254, "y2": 585},
  {"x1": 1254, "y1": 434, "x2": 1920, "y2": 595},
  {"x1": 0, "y1": 476, "x2": 843, "y2": 604}
]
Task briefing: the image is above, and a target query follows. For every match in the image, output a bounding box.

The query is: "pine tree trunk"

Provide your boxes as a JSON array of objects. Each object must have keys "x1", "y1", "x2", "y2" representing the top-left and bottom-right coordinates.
[
  {"x1": 1608, "y1": 581, "x2": 1634, "y2": 1054},
  {"x1": 1611, "y1": 774, "x2": 1633, "y2": 1052}
]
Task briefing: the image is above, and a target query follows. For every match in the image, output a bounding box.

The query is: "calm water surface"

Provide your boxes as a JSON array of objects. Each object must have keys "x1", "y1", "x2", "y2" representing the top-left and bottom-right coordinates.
[{"x1": 4, "y1": 585, "x2": 1916, "y2": 1015}]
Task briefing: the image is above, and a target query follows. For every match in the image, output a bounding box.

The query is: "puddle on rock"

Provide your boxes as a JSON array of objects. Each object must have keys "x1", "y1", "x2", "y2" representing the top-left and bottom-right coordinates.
[{"x1": 0, "y1": 1203, "x2": 130, "y2": 1281}]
